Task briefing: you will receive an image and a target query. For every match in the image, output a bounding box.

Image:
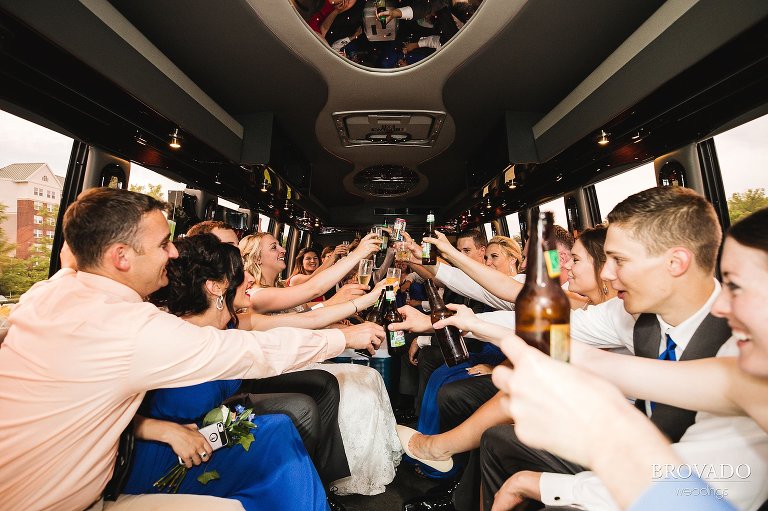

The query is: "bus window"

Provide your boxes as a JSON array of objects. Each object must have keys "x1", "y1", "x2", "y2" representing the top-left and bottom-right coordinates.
[
  {"x1": 504, "y1": 212, "x2": 522, "y2": 245},
  {"x1": 258, "y1": 214, "x2": 270, "y2": 233},
  {"x1": 593, "y1": 162, "x2": 656, "y2": 222},
  {"x1": 538, "y1": 197, "x2": 568, "y2": 228},
  {"x1": 713, "y1": 114, "x2": 768, "y2": 223},
  {"x1": 281, "y1": 224, "x2": 291, "y2": 248},
  {"x1": 483, "y1": 222, "x2": 493, "y2": 241},
  {"x1": 129, "y1": 164, "x2": 186, "y2": 202},
  {"x1": 0, "y1": 109, "x2": 73, "y2": 300}
]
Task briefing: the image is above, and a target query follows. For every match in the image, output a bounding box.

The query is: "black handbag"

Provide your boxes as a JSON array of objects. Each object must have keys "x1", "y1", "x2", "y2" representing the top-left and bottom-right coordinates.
[{"x1": 102, "y1": 423, "x2": 135, "y2": 501}]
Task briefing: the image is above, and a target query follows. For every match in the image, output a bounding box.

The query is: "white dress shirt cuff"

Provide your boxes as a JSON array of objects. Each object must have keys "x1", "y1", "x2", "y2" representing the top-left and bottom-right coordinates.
[
  {"x1": 540, "y1": 472, "x2": 579, "y2": 507},
  {"x1": 541, "y1": 471, "x2": 621, "y2": 511},
  {"x1": 399, "y1": 6, "x2": 414, "y2": 20}
]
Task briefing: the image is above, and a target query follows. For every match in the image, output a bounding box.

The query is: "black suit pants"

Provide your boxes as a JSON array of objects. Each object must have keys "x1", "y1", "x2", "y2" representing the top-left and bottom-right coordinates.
[
  {"x1": 238, "y1": 369, "x2": 351, "y2": 485},
  {"x1": 436, "y1": 375, "x2": 498, "y2": 511},
  {"x1": 479, "y1": 425, "x2": 585, "y2": 511}
]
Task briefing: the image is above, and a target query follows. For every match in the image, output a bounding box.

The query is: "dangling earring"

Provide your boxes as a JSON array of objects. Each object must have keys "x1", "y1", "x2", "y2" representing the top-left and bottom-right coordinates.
[
  {"x1": 215, "y1": 294, "x2": 224, "y2": 311},
  {"x1": 602, "y1": 282, "x2": 609, "y2": 295}
]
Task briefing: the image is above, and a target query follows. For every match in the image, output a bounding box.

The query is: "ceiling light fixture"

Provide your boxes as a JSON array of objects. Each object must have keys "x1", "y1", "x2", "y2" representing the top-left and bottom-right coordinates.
[
  {"x1": 214, "y1": 173, "x2": 221, "y2": 185},
  {"x1": 597, "y1": 130, "x2": 609, "y2": 146},
  {"x1": 134, "y1": 131, "x2": 147, "y2": 146},
  {"x1": 168, "y1": 128, "x2": 182, "y2": 149}
]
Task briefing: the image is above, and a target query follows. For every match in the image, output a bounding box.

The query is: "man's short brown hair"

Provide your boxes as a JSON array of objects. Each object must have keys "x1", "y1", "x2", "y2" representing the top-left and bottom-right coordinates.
[
  {"x1": 552, "y1": 225, "x2": 574, "y2": 250},
  {"x1": 63, "y1": 187, "x2": 167, "y2": 270},
  {"x1": 187, "y1": 220, "x2": 231, "y2": 237},
  {"x1": 607, "y1": 186, "x2": 721, "y2": 274},
  {"x1": 456, "y1": 228, "x2": 487, "y2": 249}
]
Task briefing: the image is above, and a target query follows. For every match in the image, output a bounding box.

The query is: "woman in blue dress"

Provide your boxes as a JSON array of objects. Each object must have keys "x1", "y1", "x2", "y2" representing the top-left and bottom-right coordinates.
[
  {"x1": 122, "y1": 234, "x2": 328, "y2": 510},
  {"x1": 407, "y1": 236, "x2": 521, "y2": 479}
]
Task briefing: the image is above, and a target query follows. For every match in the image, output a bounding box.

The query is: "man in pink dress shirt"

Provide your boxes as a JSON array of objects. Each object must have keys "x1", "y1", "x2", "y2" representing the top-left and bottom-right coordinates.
[{"x1": 0, "y1": 187, "x2": 383, "y2": 511}]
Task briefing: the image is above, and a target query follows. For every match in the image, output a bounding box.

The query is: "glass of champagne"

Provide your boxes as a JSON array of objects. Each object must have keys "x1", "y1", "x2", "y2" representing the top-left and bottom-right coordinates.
[
  {"x1": 358, "y1": 259, "x2": 374, "y2": 286},
  {"x1": 371, "y1": 226, "x2": 385, "y2": 250},
  {"x1": 385, "y1": 267, "x2": 401, "y2": 291},
  {"x1": 394, "y1": 240, "x2": 411, "y2": 262}
]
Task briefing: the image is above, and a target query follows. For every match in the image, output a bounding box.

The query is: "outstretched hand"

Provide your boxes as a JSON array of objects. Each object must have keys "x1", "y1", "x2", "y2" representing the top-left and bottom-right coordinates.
[
  {"x1": 432, "y1": 303, "x2": 478, "y2": 333},
  {"x1": 389, "y1": 305, "x2": 433, "y2": 333},
  {"x1": 422, "y1": 231, "x2": 454, "y2": 257},
  {"x1": 342, "y1": 321, "x2": 385, "y2": 355},
  {"x1": 352, "y1": 232, "x2": 383, "y2": 258},
  {"x1": 491, "y1": 336, "x2": 646, "y2": 469}
]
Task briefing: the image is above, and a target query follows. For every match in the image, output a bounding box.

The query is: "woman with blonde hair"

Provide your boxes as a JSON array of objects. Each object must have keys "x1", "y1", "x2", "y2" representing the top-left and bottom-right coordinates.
[
  {"x1": 485, "y1": 235, "x2": 523, "y2": 276},
  {"x1": 237, "y1": 231, "x2": 403, "y2": 496}
]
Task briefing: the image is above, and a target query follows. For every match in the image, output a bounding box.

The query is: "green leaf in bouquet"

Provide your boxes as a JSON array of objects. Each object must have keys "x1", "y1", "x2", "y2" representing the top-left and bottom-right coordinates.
[
  {"x1": 197, "y1": 470, "x2": 221, "y2": 485},
  {"x1": 239, "y1": 420, "x2": 257, "y2": 429},
  {"x1": 202, "y1": 406, "x2": 226, "y2": 427},
  {"x1": 238, "y1": 432, "x2": 255, "y2": 451}
]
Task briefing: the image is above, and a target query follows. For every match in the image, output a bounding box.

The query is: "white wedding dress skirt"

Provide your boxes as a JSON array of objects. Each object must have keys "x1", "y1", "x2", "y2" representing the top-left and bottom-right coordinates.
[{"x1": 307, "y1": 361, "x2": 403, "y2": 495}]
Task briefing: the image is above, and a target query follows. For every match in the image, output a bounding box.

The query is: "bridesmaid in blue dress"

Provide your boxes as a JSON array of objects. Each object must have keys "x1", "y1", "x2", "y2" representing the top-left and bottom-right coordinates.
[
  {"x1": 122, "y1": 234, "x2": 328, "y2": 511},
  {"x1": 407, "y1": 236, "x2": 522, "y2": 479}
]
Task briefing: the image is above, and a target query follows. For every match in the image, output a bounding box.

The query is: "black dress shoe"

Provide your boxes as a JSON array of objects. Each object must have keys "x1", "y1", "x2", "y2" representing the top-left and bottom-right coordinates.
[
  {"x1": 327, "y1": 494, "x2": 347, "y2": 511},
  {"x1": 402, "y1": 492, "x2": 455, "y2": 511}
]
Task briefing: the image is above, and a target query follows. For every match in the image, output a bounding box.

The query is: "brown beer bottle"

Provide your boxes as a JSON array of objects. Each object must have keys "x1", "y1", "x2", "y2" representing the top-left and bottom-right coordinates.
[
  {"x1": 425, "y1": 279, "x2": 469, "y2": 366},
  {"x1": 355, "y1": 288, "x2": 388, "y2": 357},
  {"x1": 365, "y1": 288, "x2": 387, "y2": 324},
  {"x1": 383, "y1": 286, "x2": 406, "y2": 355},
  {"x1": 421, "y1": 211, "x2": 437, "y2": 265},
  {"x1": 514, "y1": 211, "x2": 571, "y2": 362}
]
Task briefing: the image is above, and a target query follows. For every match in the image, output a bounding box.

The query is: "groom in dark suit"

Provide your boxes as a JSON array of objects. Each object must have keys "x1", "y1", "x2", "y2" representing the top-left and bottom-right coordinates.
[{"x1": 478, "y1": 186, "x2": 730, "y2": 511}]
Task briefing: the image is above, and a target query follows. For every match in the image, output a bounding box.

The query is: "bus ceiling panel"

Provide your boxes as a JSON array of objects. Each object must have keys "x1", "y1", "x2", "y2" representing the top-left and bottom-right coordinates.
[
  {"x1": 105, "y1": 0, "x2": 328, "y2": 158},
  {"x1": 0, "y1": 0, "x2": 244, "y2": 161},
  {"x1": 443, "y1": 0, "x2": 665, "y2": 162},
  {"x1": 532, "y1": 0, "x2": 768, "y2": 163}
]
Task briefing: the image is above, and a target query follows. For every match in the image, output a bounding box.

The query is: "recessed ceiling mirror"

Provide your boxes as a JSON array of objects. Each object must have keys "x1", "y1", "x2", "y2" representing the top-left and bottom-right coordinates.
[{"x1": 291, "y1": 0, "x2": 481, "y2": 69}]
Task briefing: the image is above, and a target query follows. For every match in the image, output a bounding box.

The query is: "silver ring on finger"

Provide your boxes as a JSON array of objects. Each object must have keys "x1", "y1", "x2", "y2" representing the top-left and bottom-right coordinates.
[{"x1": 200, "y1": 452, "x2": 208, "y2": 458}]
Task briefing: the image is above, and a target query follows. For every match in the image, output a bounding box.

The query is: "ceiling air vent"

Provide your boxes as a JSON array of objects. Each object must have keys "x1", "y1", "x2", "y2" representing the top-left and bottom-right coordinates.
[
  {"x1": 333, "y1": 110, "x2": 445, "y2": 147},
  {"x1": 354, "y1": 165, "x2": 419, "y2": 197}
]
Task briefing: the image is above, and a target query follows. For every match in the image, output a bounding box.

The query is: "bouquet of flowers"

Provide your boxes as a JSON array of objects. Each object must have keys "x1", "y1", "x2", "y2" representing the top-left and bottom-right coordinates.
[{"x1": 153, "y1": 403, "x2": 257, "y2": 493}]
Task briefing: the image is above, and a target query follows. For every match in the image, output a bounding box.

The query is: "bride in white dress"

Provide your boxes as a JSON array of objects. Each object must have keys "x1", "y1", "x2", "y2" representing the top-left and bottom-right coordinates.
[{"x1": 237, "y1": 231, "x2": 403, "y2": 495}]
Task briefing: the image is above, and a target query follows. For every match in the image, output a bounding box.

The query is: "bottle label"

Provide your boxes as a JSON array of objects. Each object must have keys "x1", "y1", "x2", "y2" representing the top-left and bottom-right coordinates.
[
  {"x1": 390, "y1": 329, "x2": 406, "y2": 348},
  {"x1": 427, "y1": 214, "x2": 435, "y2": 222},
  {"x1": 386, "y1": 290, "x2": 395, "y2": 301},
  {"x1": 544, "y1": 249, "x2": 561, "y2": 278},
  {"x1": 421, "y1": 242, "x2": 432, "y2": 258},
  {"x1": 549, "y1": 324, "x2": 570, "y2": 362}
]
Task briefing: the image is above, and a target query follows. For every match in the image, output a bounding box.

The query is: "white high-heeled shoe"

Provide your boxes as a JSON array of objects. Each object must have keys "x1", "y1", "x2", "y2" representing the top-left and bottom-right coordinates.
[{"x1": 396, "y1": 425, "x2": 454, "y2": 472}]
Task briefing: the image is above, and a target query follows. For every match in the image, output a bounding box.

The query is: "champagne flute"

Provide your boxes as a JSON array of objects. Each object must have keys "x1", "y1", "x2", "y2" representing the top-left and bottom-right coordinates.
[{"x1": 358, "y1": 259, "x2": 374, "y2": 287}]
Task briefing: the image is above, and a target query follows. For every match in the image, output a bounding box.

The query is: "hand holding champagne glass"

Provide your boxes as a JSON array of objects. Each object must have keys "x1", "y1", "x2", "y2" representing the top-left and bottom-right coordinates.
[{"x1": 358, "y1": 259, "x2": 374, "y2": 287}]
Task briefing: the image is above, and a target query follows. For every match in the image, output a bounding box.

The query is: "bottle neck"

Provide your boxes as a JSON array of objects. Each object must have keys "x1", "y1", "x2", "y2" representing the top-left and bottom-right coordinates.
[
  {"x1": 425, "y1": 280, "x2": 445, "y2": 311},
  {"x1": 526, "y1": 214, "x2": 561, "y2": 286}
]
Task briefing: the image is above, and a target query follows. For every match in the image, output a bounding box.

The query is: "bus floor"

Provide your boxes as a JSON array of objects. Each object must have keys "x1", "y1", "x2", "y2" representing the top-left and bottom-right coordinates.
[{"x1": 335, "y1": 461, "x2": 445, "y2": 510}]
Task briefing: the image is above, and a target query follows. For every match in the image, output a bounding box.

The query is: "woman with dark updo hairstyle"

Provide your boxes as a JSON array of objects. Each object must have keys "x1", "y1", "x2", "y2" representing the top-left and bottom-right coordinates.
[{"x1": 122, "y1": 234, "x2": 328, "y2": 511}]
